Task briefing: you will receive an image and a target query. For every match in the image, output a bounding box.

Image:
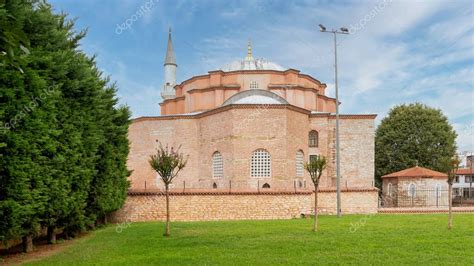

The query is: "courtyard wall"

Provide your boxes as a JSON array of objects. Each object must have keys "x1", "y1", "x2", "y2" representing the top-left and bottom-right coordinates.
[{"x1": 110, "y1": 189, "x2": 378, "y2": 222}]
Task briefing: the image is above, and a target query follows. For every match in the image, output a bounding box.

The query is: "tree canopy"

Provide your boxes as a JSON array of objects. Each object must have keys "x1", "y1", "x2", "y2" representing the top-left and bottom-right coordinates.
[
  {"x1": 375, "y1": 103, "x2": 457, "y2": 187},
  {"x1": 0, "y1": 0, "x2": 130, "y2": 250}
]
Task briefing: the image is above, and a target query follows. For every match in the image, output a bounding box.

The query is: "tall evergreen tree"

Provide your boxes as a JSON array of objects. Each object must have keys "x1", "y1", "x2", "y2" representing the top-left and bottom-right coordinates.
[
  {"x1": 0, "y1": 0, "x2": 59, "y2": 252},
  {"x1": 87, "y1": 88, "x2": 131, "y2": 225},
  {"x1": 1, "y1": 0, "x2": 131, "y2": 251}
]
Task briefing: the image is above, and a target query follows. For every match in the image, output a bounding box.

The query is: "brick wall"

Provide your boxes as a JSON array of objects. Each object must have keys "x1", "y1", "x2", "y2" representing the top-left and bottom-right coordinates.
[
  {"x1": 128, "y1": 106, "x2": 376, "y2": 192},
  {"x1": 110, "y1": 190, "x2": 378, "y2": 222}
]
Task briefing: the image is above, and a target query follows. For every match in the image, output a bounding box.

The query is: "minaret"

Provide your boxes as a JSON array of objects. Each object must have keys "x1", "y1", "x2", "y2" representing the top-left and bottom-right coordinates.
[{"x1": 161, "y1": 28, "x2": 177, "y2": 100}]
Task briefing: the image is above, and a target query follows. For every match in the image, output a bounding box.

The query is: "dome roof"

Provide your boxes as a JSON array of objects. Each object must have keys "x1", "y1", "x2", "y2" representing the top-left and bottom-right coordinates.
[
  {"x1": 220, "y1": 40, "x2": 286, "y2": 72},
  {"x1": 222, "y1": 89, "x2": 288, "y2": 106},
  {"x1": 221, "y1": 58, "x2": 286, "y2": 72}
]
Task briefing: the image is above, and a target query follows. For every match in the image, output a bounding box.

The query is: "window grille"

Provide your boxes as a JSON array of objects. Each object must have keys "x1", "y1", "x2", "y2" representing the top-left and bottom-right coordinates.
[
  {"x1": 212, "y1": 152, "x2": 223, "y2": 179},
  {"x1": 296, "y1": 150, "x2": 304, "y2": 177},
  {"x1": 251, "y1": 149, "x2": 271, "y2": 177}
]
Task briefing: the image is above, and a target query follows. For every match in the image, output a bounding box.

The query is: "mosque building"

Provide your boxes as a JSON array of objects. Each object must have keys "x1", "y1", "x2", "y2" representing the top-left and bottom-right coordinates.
[{"x1": 116, "y1": 30, "x2": 379, "y2": 221}]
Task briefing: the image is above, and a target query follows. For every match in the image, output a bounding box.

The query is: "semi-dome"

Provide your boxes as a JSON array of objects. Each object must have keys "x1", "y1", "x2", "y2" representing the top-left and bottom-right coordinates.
[
  {"x1": 222, "y1": 89, "x2": 288, "y2": 105},
  {"x1": 220, "y1": 40, "x2": 286, "y2": 72}
]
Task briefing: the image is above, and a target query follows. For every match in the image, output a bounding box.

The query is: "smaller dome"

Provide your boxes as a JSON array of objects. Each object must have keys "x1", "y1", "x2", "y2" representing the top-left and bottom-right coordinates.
[
  {"x1": 234, "y1": 95, "x2": 283, "y2": 104},
  {"x1": 223, "y1": 90, "x2": 288, "y2": 106}
]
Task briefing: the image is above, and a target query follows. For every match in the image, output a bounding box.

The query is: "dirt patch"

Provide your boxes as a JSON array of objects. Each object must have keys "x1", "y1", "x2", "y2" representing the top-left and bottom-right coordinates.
[{"x1": 0, "y1": 232, "x2": 91, "y2": 266}]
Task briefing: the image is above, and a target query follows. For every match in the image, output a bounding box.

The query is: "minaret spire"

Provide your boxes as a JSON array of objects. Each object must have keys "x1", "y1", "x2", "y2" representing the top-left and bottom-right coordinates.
[
  {"x1": 161, "y1": 27, "x2": 177, "y2": 100},
  {"x1": 245, "y1": 39, "x2": 253, "y2": 60},
  {"x1": 164, "y1": 27, "x2": 177, "y2": 66}
]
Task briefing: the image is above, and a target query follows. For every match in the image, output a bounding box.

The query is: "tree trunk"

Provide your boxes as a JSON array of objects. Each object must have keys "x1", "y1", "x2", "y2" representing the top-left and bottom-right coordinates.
[
  {"x1": 22, "y1": 234, "x2": 33, "y2": 253},
  {"x1": 313, "y1": 184, "x2": 319, "y2": 232},
  {"x1": 47, "y1": 226, "x2": 56, "y2": 244},
  {"x1": 164, "y1": 184, "x2": 170, "y2": 237},
  {"x1": 448, "y1": 183, "x2": 453, "y2": 230}
]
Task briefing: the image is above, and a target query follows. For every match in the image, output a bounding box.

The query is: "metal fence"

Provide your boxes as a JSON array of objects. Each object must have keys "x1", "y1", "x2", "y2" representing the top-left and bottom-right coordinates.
[
  {"x1": 132, "y1": 179, "x2": 313, "y2": 193},
  {"x1": 379, "y1": 188, "x2": 474, "y2": 208},
  {"x1": 130, "y1": 179, "x2": 376, "y2": 194}
]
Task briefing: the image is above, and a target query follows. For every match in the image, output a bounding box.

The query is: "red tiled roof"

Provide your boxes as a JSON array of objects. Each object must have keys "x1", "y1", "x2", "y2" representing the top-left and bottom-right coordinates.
[
  {"x1": 456, "y1": 168, "x2": 474, "y2": 175},
  {"x1": 382, "y1": 166, "x2": 447, "y2": 178}
]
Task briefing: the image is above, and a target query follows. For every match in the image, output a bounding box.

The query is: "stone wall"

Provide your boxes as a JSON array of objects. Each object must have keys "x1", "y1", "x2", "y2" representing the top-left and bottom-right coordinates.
[{"x1": 110, "y1": 189, "x2": 378, "y2": 222}]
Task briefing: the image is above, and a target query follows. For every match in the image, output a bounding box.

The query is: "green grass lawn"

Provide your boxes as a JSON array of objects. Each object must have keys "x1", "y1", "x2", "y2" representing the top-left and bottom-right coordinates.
[{"x1": 25, "y1": 214, "x2": 474, "y2": 265}]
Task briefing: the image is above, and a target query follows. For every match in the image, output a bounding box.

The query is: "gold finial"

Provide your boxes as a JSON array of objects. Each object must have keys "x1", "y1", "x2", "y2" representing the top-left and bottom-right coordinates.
[{"x1": 246, "y1": 39, "x2": 253, "y2": 60}]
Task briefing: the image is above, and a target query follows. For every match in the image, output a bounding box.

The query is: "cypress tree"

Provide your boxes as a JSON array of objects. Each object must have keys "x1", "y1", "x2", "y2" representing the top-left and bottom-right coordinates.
[
  {"x1": 1, "y1": 0, "x2": 131, "y2": 250},
  {"x1": 0, "y1": 0, "x2": 59, "y2": 252}
]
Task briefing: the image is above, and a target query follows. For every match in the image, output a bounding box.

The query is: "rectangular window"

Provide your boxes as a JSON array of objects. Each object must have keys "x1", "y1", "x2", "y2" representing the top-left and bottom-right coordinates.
[{"x1": 309, "y1": 155, "x2": 318, "y2": 163}]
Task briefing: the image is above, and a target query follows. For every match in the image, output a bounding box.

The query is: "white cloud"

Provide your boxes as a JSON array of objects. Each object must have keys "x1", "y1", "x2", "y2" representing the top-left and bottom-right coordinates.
[{"x1": 79, "y1": 0, "x2": 473, "y2": 151}]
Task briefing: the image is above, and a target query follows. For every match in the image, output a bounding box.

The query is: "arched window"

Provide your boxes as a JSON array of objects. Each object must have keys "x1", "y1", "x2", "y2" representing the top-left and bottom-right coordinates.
[
  {"x1": 262, "y1": 183, "x2": 271, "y2": 188},
  {"x1": 309, "y1": 130, "x2": 318, "y2": 147},
  {"x1": 212, "y1": 151, "x2": 223, "y2": 179},
  {"x1": 408, "y1": 183, "x2": 416, "y2": 197},
  {"x1": 296, "y1": 150, "x2": 304, "y2": 177},
  {"x1": 251, "y1": 149, "x2": 271, "y2": 177},
  {"x1": 435, "y1": 184, "x2": 441, "y2": 198},
  {"x1": 387, "y1": 183, "x2": 393, "y2": 196}
]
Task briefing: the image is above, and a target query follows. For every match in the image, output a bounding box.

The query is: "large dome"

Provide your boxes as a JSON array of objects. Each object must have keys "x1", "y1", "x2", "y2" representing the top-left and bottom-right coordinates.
[
  {"x1": 221, "y1": 57, "x2": 286, "y2": 72},
  {"x1": 220, "y1": 41, "x2": 286, "y2": 72}
]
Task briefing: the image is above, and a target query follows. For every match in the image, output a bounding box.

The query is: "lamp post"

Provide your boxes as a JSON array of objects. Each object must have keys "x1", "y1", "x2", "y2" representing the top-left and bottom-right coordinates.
[{"x1": 319, "y1": 24, "x2": 349, "y2": 218}]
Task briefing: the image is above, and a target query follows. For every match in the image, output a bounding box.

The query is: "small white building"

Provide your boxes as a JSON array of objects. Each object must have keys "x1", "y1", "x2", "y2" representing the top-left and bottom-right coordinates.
[
  {"x1": 381, "y1": 166, "x2": 449, "y2": 207},
  {"x1": 454, "y1": 168, "x2": 473, "y2": 199}
]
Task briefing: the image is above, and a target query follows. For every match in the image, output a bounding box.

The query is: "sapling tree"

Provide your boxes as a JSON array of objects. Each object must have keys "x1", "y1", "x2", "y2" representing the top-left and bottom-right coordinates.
[
  {"x1": 304, "y1": 155, "x2": 327, "y2": 232},
  {"x1": 149, "y1": 144, "x2": 187, "y2": 237},
  {"x1": 440, "y1": 155, "x2": 460, "y2": 230}
]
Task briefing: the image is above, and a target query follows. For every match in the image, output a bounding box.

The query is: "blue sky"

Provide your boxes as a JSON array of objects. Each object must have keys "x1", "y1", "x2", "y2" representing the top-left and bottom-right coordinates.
[{"x1": 48, "y1": 0, "x2": 473, "y2": 152}]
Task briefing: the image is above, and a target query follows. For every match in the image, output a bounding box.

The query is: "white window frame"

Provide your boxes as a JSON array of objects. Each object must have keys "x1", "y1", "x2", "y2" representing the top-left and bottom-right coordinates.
[
  {"x1": 251, "y1": 149, "x2": 271, "y2": 178},
  {"x1": 435, "y1": 183, "x2": 442, "y2": 198},
  {"x1": 296, "y1": 150, "x2": 304, "y2": 177},
  {"x1": 309, "y1": 130, "x2": 318, "y2": 147},
  {"x1": 408, "y1": 183, "x2": 416, "y2": 197},
  {"x1": 387, "y1": 183, "x2": 393, "y2": 197},
  {"x1": 212, "y1": 151, "x2": 223, "y2": 179}
]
